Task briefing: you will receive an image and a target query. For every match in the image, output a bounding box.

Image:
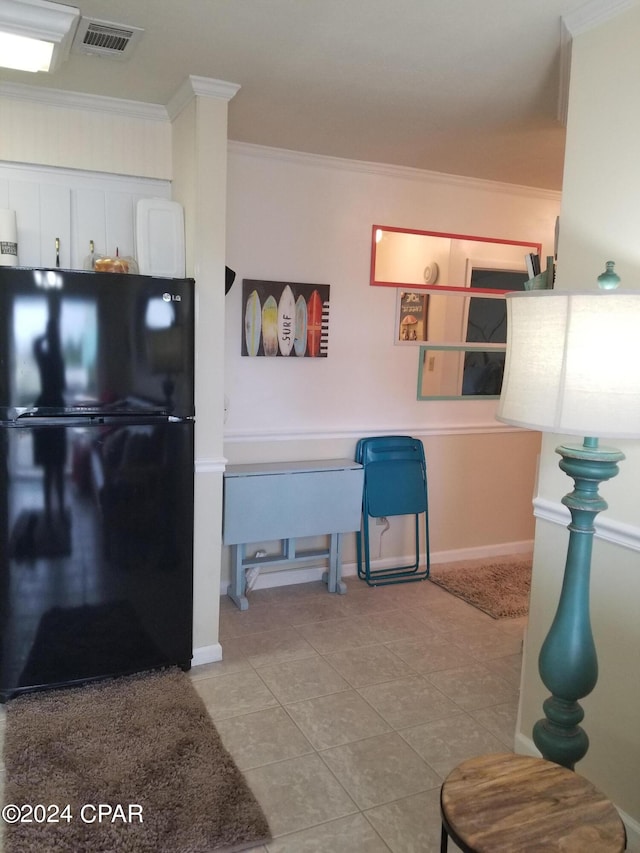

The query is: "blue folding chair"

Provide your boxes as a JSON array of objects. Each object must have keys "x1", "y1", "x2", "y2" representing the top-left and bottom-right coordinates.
[{"x1": 355, "y1": 436, "x2": 430, "y2": 586}]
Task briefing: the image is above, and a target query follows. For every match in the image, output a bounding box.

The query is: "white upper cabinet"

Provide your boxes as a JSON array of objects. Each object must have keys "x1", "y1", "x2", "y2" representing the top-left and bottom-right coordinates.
[{"x1": 0, "y1": 163, "x2": 170, "y2": 269}]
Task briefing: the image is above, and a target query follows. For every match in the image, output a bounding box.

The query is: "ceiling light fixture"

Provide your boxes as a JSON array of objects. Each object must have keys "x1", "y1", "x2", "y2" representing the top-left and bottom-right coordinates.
[{"x1": 0, "y1": 0, "x2": 79, "y2": 73}]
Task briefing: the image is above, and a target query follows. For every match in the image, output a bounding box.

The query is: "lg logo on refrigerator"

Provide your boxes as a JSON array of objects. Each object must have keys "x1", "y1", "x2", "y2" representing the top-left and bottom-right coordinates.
[{"x1": 162, "y1": 293, "x2": 182, "y2": 302}]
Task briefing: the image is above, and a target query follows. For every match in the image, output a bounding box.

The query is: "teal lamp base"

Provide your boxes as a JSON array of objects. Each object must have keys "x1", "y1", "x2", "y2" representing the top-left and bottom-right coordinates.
[{"x1": 533, "y1": 437, "x2": 624, "y2": 770}]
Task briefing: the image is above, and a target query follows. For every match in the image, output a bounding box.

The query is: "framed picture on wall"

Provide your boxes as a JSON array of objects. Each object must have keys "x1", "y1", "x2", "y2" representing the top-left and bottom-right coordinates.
[
  {"x1": 395, "y1": 289, "x2": 429, "y2": 345},
  {"x1": 242, "y1": 279, "x2": 330, "y2": 357}
]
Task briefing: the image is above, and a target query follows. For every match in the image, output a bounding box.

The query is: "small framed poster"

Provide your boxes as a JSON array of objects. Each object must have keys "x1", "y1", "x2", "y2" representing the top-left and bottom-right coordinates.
[
  {"x1": 242, "y1": 279, "x2": 330, "y2": 357},
  {"x1": 395, "y1": 289, "x2": 429, "y2": 345}
]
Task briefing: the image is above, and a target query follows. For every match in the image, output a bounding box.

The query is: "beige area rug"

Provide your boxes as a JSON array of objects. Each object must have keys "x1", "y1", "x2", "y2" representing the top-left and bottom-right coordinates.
[
  {"x1": 3, "y1": 669, "x2": 271, "y2": 853},
  {"x1": 429, "y1": 558, "x2": 532, "y2": 618}
]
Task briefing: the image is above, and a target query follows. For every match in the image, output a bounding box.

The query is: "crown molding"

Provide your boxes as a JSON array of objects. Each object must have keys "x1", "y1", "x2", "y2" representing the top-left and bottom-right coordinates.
[
  {"x1": 0, "y1": 81, "x2": 168, "y2": 121},
  {"x1": 562, "y1": 0, "x2": 639, "y2": 37},
  {"x1": 557, "y1": 0, "x2": 640, "y2": 125},
  {"x1": 166, "y1": 76, "x2": 241, "y2": 121},
  {"x1": 0, "y1": 75, "x2": 242, "y2": 123},
  {"x1": 228, "y1": 140, "x2": 561, "y2": 201},
  {"x1": 557, "y1": 20, "x2": 573, "y2": 127}
]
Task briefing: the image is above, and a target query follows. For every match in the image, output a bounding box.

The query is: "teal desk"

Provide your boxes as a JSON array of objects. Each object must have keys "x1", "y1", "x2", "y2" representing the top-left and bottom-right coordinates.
[{"x1": 223, "y1": 459, "x2": 364, "y2": 610}]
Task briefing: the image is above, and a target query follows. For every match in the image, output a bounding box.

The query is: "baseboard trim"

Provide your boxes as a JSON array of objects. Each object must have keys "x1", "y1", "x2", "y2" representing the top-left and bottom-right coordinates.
[
  {"x1": 191, "y1": 643, "x2": 222, "y2": 667},
  {"x1": 515, "y1": 732, "x2": 640, "y2": 849},
  {"x1": 430, "y1": 540, "x2": 533, "y2": 564},
  {"x1": 514, "y1": 731, "x2": 540, "y2": 757},
  {"x1": 619, "y1": 809, "x2": 640, "y2": 851},
  {"x1": 219, "y1": 540, "x2": 533, "y2": 595}
]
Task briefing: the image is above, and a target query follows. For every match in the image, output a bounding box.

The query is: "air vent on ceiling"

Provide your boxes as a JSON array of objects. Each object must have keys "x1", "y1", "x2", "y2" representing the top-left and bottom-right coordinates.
[{"x1": 72, "y1": 17, "x2": 143, "y2": 61}]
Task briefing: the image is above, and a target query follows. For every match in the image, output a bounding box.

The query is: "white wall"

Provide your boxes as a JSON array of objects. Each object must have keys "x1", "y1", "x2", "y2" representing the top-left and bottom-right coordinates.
[
  {"x1": 517, "y1": 5, "x2": 640, "y2": 837},
  {"x1": 223, "y1": 144, "x2": 557, "y2": 584},
  {"x1": 0, "y1": 84, "x2": 171, "y2": 180},
  {"x1": 225, "y1": 144, "x2": 559, "y2": 437}
]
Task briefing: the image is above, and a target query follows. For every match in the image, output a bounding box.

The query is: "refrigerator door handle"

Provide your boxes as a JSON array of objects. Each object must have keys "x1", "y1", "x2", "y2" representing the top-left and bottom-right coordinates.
[
  {"x1": 14, "y1": 406, "x2": 169, "y2": 421},
  {"x1": 11, "y1": 411, "x2": 173, "y2": 429}
]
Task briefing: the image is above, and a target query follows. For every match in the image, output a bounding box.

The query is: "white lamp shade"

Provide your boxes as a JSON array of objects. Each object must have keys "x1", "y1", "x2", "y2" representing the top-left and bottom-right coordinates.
[{"x1": 497, "y1": 290, "x2": 640, "y2": 439}]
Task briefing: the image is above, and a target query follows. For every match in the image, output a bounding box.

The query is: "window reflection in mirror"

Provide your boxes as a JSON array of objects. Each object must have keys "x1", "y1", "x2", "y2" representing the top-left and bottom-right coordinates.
[
  {"x1": 420, "y1": 293, "x2": 518, "y2": 348},
  {"x1": 417, "y1": 345, "x2": 506, "y2": 400},
  {"x1": 371, "y1": 225, "x2": 540, "y2": 293},
  {"x1": 424, "y1": 292, "x2": 506, "y2": 345}
]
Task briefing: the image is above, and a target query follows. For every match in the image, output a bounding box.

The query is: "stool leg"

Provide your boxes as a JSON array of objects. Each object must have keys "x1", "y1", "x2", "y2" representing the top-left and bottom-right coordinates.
[{"x1": 440, "y1": 822, "x2": 448, "y2": 853}]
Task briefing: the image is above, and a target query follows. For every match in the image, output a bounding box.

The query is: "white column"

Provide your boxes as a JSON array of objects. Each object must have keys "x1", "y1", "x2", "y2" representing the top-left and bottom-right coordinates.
[{"x1": 168, "y1": 76, "x2": 240, "y2": 660}]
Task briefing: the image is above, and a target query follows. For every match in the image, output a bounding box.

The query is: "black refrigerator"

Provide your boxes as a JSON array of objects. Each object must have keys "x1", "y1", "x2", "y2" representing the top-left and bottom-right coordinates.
[{"x1": 0, "y1": 267, "x2": 195, "y2": 702}]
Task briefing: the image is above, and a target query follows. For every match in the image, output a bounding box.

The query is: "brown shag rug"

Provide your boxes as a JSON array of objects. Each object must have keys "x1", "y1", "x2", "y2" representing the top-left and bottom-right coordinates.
[
  {"x1": 3, "y1": 669, "x2": 271, "y2": 853},
  {"x1": 429, "y1": 559, "x2": 532, "y2": 618}
]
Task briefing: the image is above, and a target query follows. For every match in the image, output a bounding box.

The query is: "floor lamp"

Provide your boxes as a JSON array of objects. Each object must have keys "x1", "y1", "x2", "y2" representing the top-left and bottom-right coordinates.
[{"x1": 496, "y1": 263, "x2": 640, "y2": 770}]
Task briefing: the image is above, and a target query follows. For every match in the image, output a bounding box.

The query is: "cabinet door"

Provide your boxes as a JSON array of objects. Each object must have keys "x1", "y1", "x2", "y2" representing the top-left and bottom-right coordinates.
[
  {"x1": 5, "y1": 181, "x2": 71, "y2": 268},
  {"x1": 0, "y1": 164, "x2": 171, "y2": 272},
  {"x1": 72, "y1": 188, "x2": 106, "y2": 269},
  {"x1": 105, "y1": 192, "x2": 136, "y2": 260},
  {"x1": 39, "y1": 184, "x2": 72, "y2": 268}
]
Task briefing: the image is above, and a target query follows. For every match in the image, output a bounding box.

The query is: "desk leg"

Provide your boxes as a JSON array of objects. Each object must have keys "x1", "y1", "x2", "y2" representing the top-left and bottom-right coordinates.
[
  {"x1": 227, "y1": 544, "x2": 249, "y2": 611},
  {"x1": 323, "y1": 533, "x2": 347, "y2": 595},
  {"x1": 335, "y1": 533, "x2": 347, "y2": 594}
]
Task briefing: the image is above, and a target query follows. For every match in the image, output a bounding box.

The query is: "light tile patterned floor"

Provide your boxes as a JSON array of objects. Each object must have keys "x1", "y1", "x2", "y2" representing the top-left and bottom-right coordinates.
[{"x1": 192, "y1": 570, "x2": 526, "y2": 852}]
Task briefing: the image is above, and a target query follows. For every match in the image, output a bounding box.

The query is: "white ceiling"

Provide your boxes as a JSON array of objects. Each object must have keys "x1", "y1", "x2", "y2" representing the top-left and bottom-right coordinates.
[{"x1": 0, "y1": 0, "x2": 624, "y2": 189}]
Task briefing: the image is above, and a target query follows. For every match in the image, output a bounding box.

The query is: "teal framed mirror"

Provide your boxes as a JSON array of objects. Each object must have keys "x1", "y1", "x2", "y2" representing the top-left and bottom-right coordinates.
[{"x1": 417, "y1": 344, "x2": 506, "y2": 400}]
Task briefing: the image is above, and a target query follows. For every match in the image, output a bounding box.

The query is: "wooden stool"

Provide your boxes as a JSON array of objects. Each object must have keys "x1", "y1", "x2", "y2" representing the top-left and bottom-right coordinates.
[{"x1": 440, "y1": 753, "x2": 626, "y2": 852}]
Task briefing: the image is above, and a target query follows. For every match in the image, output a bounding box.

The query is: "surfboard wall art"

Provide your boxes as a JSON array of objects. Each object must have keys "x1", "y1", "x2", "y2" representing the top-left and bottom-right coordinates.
[
  {"x1": 261, "y1": 294, "x2": 279, "y2": 356},
  {"x1": 241, "y1": 279, "x2": 330, "y2": 357},
  {"x1": 293, "y1": 294, "x2": 307, "y2": 357},
  {"x1": 244, "y1": 289, "x2": 262, "y2": 357}
]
